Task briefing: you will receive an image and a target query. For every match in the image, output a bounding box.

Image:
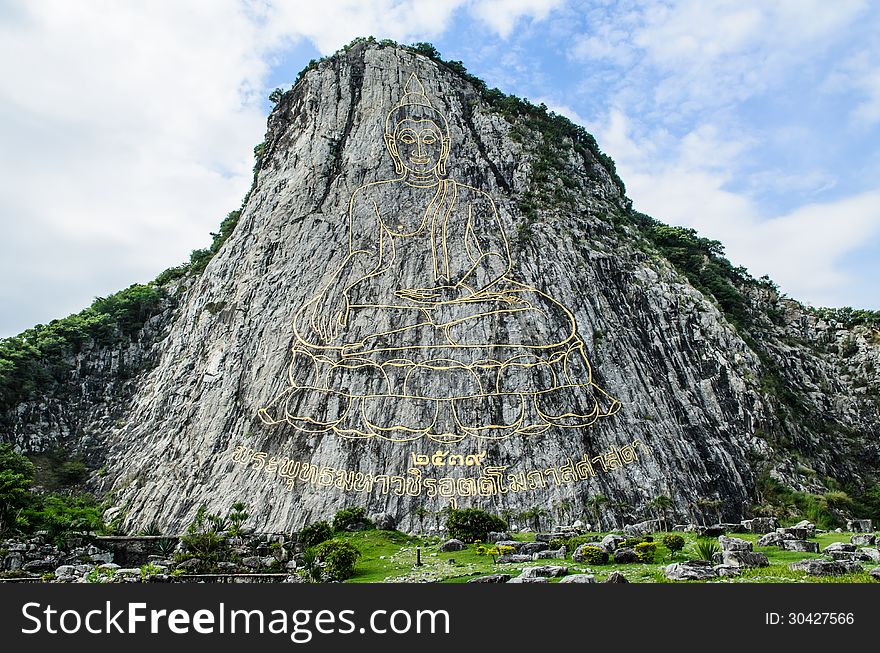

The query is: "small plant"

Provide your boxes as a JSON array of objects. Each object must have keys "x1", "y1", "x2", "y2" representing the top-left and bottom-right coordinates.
[
  {"x1": 634, "y1": 541, "x2": 657, "y2": 563},
  {"x1": 174, "y1": 505, "x2": 231, "y2": 572},
  {"x1": 140, "y1": 563, "x2": 163, "y2": 580},
  {"x1": 156, "y1": 536, "x2": 178, "y2": 557},
  {"x1": 332, "y1": 507, "x2": 373, "y2": 532},
  {"x1": 87, "y1": 567, "x2": 116, "y2": 583},
  {"x1": 694, "y1": 538, "x2": 720, "y2": 561},
  {"x1": 40, "y1": 572, "x2": 56, "y2": 582},
  {"x1": 299, "y1": 520, "x2": 333, "y2": 548},
  {"x1": 315, "y1": 540, "x2": 361, "y2": 581},
  {"x1": 662, "y1": 533, "x2": 685, "y2": 558},
  {"x1": 474, "y1": 543, "x2": 515, "y2": 563},
  {"x1": 137, "y1": 522, "x2": 161, "y2": 536},
  {"x1": 228, "y1": 502, "x2": 250, "y2": 536},
  {"x1": 300, "y1": 547, "x2": 323, "y2": 583}
]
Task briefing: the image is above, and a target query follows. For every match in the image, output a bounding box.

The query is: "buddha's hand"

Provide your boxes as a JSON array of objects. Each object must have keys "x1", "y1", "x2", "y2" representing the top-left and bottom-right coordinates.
[
  {"x1": 395, "y1": 285, "x2": 464, "y2": 304},
  {"x1": 310, "y1": 291, "x2": 349, "y2": 342}
]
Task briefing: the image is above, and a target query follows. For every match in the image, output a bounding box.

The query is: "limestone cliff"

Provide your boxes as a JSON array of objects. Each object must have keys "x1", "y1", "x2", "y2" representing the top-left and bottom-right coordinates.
[{"x1": 2, "y1": 41, "x2": 878, "y2": 532}]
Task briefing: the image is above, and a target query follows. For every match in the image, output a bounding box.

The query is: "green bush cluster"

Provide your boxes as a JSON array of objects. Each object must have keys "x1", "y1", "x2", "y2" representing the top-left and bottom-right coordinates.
[
  {"x1": 621, "y1": 535, "x2": 652, "y2": 549},
  {"x1": 575, "y1": 545, "x2": 608, "y2": 565},
  {"x1": 332, "y1": 507, "x2": 373, "y2": 532},
  {"x1": 445, "y1": 508, "x2": 507, "y2": 543},
  {"x1": 634, "y1": 541, "x2": 657, "y2": 563},
  {"x1": 315, "y1": 540, "x2": 361, "y2": 581},
  {"x1": 298, "y1": 520, "x2": 333, "y2": 548},
  {"x1": 662, "y1": 534, "x2": 685, "y2": 556}
]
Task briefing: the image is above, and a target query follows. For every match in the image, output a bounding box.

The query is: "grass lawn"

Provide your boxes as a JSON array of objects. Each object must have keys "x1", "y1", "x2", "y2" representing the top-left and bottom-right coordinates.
[{"x1": 333, "y1": 529, "x2": 878, "y2": 584}]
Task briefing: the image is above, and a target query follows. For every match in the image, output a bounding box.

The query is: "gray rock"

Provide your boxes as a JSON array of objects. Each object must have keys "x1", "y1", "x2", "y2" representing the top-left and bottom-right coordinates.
[
  {"x1": 612, "y1": 548, "x2": 639, "y2": 564},
  {"x1": 713, "y1": 564, "x2": 742, "y2": 577},
  {"x1": 718, "y1": 535, "x2": 752, "y2": 551},
  {"x1": 603, "y1": 571, "x2": 629, "y2": 583},
  {"x1": 572, "y1": 543, "x2": 609, "y2": 564},
  {"x1": 54, "y1": 564, "x2": 92, "y2": 581},
  {"x1": 716, "y1": 551, "x2": 769, "y2": 568},
  {"x1": 793, "y1": 520, "x2": 816, "y2": 538},
  {"x1": 780, "y1": 540, "x2": 819, "y2": 553},
  {"x1": 870, "y1": 567, "x2": 880, "y2": 582},
  {"x1": 22, "y1": 559, "x2": 57, "y2": 572},
  {"x1": 98, "y1": 562, "x2": 120, "y2": 571},
  {"x1": 664, "y1": 561, "x2": 717, "y2": 581},
  {"x1": 174, "y1": 558, "x2": 202, "y2": 572},
  {"x1": 741, "y1": 517, "x2": 779, "y2": 533},
  {"x1": 437, "y1": 539, "x2": 466, "y2": 553},
  {"x1": 600, "y1": 534, "x2": 625, "y2": 552},
  {"x1": 624, "y1": 520, "x2": 659, "y2": 537},
  {"x1": 241, "y1": 556, "x2": 261, "y2": 569},
  {"x1": 467, "y1": 574, "x2": 511, "y2": 583},
  {"x1": 533, "y1": 546, "x2": 566, "y2": 560},
  {"x1": 558, "y1": 574, "x2": 596, "y2": 583},
  {"x1": 757, "y1": 532, "x2": 786, "y2": 547},
  {"x1": 519, "y1": 541, "x2": 548, "y2": 555},
  {"x1": 858, "y1": 548, "x2": 880, "y2": 562},
  {"x1": 494, "y1": 540, "x2": 523, "y2": 551},
  {"x1": 486, "y1": 532, "x2": 510, "y2": 543},
  {"x1": 507, "y1": 576, "x2": 548, "y2": 583},
  {"x1": 3, "y1": 552, "x2": 24, "y2": 571},
  {"x1": 371, "y1": 512, "x2": 397, "y2": 531},
  {"x1": 535, "y1": 532, "x2": 574, "y2": 543},
  {"x1": 822, "y1": 542, "x2": 856, "y2": 554},
  {"x1": 777, "y1": 527, "x2": 811, "y2": 540},
  {"x1": 789, "y1": 559, "x2": 862, "y2": 576},
  {"x1": 847, "y1": 519, "x2": 872, "y2": 533},
  {"x1": 519, "y1": 565, "x2": 567, "y2": 578},
  {"x1": 851, "y1": 534, "x2": 876, "y2": 546},
  {"x1": 496, "y1": 554, "x2": 533, "y2": 564}
]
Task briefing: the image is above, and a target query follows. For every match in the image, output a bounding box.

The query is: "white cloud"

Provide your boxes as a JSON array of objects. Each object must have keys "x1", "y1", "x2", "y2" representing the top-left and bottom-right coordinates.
[
  {"x1": 0, "y1": 0, "x2": 567, "y2": 337},
  {"x1": 596, "y1": 110, "x2": 880, "y2": 303}
]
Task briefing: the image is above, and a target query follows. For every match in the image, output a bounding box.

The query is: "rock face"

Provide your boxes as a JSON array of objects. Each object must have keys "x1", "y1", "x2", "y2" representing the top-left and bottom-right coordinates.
[{"x1": 3, "y1": 40, "x2": 880, "y2": 533}]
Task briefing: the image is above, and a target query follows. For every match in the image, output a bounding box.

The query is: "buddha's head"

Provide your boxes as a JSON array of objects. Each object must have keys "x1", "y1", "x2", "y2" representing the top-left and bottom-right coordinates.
[{"x1": 384, "y1": 74, "x2": 450, "y2": 177}]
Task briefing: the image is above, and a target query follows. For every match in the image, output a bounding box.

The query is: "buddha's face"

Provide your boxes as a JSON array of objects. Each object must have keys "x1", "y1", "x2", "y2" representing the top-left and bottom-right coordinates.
[{"x1": 390, "y1": 119, "x2": 447, "y2": 174}]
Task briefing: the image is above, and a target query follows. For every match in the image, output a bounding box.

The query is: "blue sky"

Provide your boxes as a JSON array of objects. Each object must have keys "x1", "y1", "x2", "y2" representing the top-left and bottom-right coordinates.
[{"x1": 1, "y1": 0, "x2": 879, "y2": 337}]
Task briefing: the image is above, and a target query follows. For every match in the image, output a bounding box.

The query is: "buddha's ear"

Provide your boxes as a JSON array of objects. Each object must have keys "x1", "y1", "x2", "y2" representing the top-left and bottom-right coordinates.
[{"x1": 384, "y1": 133, "x2": 403, "y2": 174}]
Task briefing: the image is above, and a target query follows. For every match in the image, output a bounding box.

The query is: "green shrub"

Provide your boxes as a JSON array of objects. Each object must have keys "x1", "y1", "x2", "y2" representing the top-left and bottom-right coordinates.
[
  {"x1": 694, "y1": 538, "x2": 720, "y2": 561},
  {"x1": 564, "y1": 534, "x2": 600, "y2": 551},
  {"x1": 445, "y1": 508, "x2": 507, "y2": 543},
  {"x1": 21, "y1": 494, "x2": 102, "y2": 543},
  {"x1": 575, "y1": 545, "x2": 608, "y2": 565},
  {"x1": 0, "y1": 443, "x2": 35, "y2": 532},
  {"x1": 548, "y1": 537, "x2": 566, "y2": 550},
  {"x1": 299, "y1": 520, "x2": 333, "y2": 548},
  {"x1": 662, "y1": 533, "x2": 685, "y2": 557},
  {"x1": 175, "y1": 505, "x2": 231, "y2": 572},
  {"x1": 140, "y1": 563, "x2": 164, "y2": 580},
  {"x1": 634, "y1": 541, "x2": 657, "y2": 563},
  {"x1": 316, "y1": 540, "x2": 361, "y2": 581},
  {"x1": 332, "y1": 507, "x2": 373, "y2": 532},
  {"x1": 621, "y1": 536, "x2": 651, "y2": 548}
]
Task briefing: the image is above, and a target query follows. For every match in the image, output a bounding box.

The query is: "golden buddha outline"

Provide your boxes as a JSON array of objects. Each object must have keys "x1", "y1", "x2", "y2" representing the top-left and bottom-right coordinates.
[{"x1": 259, "y1": 73, "x2": 620, "y2": 443}]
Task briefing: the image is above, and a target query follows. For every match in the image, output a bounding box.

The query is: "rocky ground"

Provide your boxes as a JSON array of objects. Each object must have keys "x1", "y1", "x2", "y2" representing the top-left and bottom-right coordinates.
[{"x1": 3, "y1": 517, "x2": 876, "y2": 584}]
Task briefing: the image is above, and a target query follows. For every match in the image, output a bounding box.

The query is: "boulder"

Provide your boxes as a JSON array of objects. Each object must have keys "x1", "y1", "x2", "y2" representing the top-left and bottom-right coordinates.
[
  {"x1": 494, "y1": 540, "x2": 523, "y2": 551},
  {"x1": 2, "y1": 552, "x2": 23, "y2": 571},
  {"x1": 858, "y1": 548, "x2": 880, "y2": 562},
  {"x1": 600, "y1": 534, "x2": 625, "y2": 552},
  {"x1": 714, "y1": 564, "x2": 742, "y2": 577},
  {"x1": 789, "y1": 559, "x2": 862, "y2": 576},
  {"x1": 175, "y1": 558, "x2": 202, "y2": 572},
  {"x1": 664, "y1": 561, "x2": 717, "y2": 581},
  {"x1": 371, "y1": 512, "x2": 397, "y2": 531},
  {"x1": 438, "y1": 539, "x2": 466, "y2": 553},
  {"x1": 780, "y1": 540, "x2": 819, "y2": 553},
  {"x1": 870, "y1": 567, "x2": 880, "y2": 582},
  {"x1": 519, "y1": 542, "x2": 549, "y2": 555},
  {"x1": 507, "y1": 576, "x2": 548, "y2": 583},
  {"x1": 777, "y1": 527, "x2": 811, "y2": 540},
  {"x1": 718, "y1": 535, "x2": 752, "y2": 551},
  {"x1": 826, "y1": 550, "x2": 872, "y2": 562},
  {"x1": 612, "y1": 548, "x2": 639, "y2": 564},
  {"x1": 741, "y1": 517, "x2": 779, "y2": 534},
  {"x1": 757, "y1": 532, "x2": 786, "y2": 547},
  {"x1": 535, "y1": 532, "x2": 574, "y2": 543},
  {"x1": 696, "y1": 525, "x2": 726, "y2": 538},
  {"x1": 572, "y1": 544, "x2": 609, "y2": 564},
  {"x1": 851, "y1": 534, "x2": 876, "y2": 546},
  {"x1": 793, "y1": 520, "x2": 816, "y2": 538},
  {"x1": 496, "y1": 554, "x2": 533, "y2": 564},
  {"x1": 241, "y1": 556, "x2": 261, "y2": 569},
  {"x1": 54, "y1": 564, "x2": 92, "y2": 581},
  {"x1": 558, "y1": 574, "x2": 596, "y2": 583},
  {"x1": 603, "y1": 571, "x2": 629, "y2": 583},
  {"x1": 715, "y1": 551, "x2": 769, "y2": 568},
  {"x1": 486, "y1": 532, "x2": 510, "y2": 543},
  {"x1": 624, "y1": 520, "x2": 659, "y2": 537},
  {"x1": 847, "y1": 519, "x2": 872, "y2": 533},
  {"x1": 822, "y1": 542, "x2": 855, "y2": 554},
  {"x1": 22, "y1": 559, "x2": 57, "y2": 573},
  {"x1": 114, "y1": 568, "x2": 142, "y2": 583},
  {"x1": 519, "y1": 565, "x2": 568, "y2": 578},
  {"x1": 533, "y1": 546, "x2": 566, "y2": 560},
  {"x1": 467, "y1": 574, "x2": 511, "y2": 583}
]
